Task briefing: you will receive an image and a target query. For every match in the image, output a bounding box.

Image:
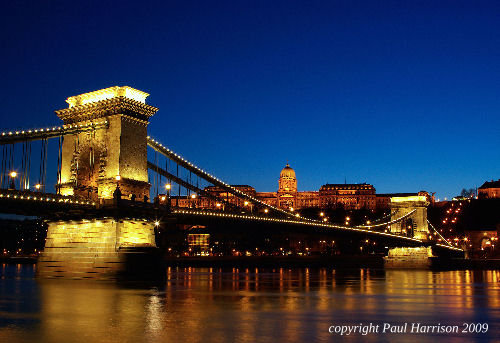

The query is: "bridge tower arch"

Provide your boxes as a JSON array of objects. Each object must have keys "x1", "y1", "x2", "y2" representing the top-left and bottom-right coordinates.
[
  {"x1": 389, "y1": 194, "x2": 430, "y2": 241},
  {"x1": 385, "y1": 194, "x2": 433, "y2": 268},
  {"x1": 55, "y1": 86, "x2": 158, "y2": 201}
]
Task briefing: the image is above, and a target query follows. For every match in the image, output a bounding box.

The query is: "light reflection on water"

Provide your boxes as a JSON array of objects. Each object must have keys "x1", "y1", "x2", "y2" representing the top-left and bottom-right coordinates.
[{"x1": 0, "y1": 264, "x2": 499, "y2": 342}]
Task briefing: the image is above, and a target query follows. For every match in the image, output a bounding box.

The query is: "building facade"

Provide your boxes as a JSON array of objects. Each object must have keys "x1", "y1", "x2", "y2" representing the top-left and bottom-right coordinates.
[
  {"x1": 165, "y1": 163, "x2": 433, "y2": 211},
  {"x1": 478, "y1": 180, "x2": 500, "y2": 199}
]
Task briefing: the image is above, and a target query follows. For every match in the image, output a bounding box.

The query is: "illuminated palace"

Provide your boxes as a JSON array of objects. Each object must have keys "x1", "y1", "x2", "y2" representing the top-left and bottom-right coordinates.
[{"x1": 173, "y1": 163, "x2": 422, "y2": 211}]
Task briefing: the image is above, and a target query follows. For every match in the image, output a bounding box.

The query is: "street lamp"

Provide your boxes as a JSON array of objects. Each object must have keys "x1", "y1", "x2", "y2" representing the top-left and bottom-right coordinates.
[
  {"x1": 191, "y1": 193, "x2": 197, "y2": 208},
  {"x1": 113, "y1": 175, "x2": 122, "y2": 202},
  {"x1": 9, "y1": 171, "x2": 17, "y2": 190},
  {"x1": 165, "y1": 184, "x2": 171, "y2": 211}
]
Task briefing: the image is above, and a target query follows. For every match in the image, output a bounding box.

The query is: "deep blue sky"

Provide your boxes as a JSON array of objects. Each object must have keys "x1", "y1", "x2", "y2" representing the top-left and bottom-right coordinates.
[{"x1": 1, "y1": 1, "x2": 499, "y2": 199}]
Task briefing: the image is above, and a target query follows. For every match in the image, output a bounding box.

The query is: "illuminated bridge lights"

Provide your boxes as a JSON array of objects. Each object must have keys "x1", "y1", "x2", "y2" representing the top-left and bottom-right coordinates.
[
  {"x1": 0, "y1": 191, "x2": 94, "y2": 207},
  {"x1": 0, "y1": 121, "x2": 109, "y2": 144},
  {"x1": 148, "y1": 136, "x2": 292, "y2": 217},
  {"x1": 172, "y1": 208, "x2": 428, "y2": 245}
]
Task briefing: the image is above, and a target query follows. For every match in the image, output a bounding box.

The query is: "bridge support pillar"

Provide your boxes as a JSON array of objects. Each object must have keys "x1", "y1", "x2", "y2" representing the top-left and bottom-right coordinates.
[
  {"x1": 37, "y1": 218, "x2": 159, "y2": 279},
  {"x1": 384, "y1": 247, "x2": 433, "y2": 268}
]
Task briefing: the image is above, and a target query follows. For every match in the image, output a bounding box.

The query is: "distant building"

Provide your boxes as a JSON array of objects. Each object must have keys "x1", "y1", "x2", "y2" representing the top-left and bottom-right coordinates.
[
  {"x1": 253, "y1": 164, "x2": 375, "y2": 210},
  {"x1": 168, "y1": 163, "x2": 430, "y2": 211},
  {"x1": 465, "y1": 230, "x2": 498, "y2": 252},
  {"x1": 478, "y1": 180, "x2": 500, "y2": 199},
  {"x1": 319, "y1": 183, "x2": 375, "y2": 210}
]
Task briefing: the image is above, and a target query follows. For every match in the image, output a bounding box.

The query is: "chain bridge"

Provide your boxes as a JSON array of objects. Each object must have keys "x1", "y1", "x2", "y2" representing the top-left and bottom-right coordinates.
[{"x1": 0, "y1": 86, "x2": 463, "y2": 278}]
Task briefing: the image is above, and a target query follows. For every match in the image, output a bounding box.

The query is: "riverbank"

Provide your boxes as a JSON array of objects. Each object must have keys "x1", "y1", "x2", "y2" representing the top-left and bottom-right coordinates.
[
  {"x1": 164, "y1": 255, "x2": 500, "y2": 270},
  {"x1": 2, "y1": 255, "x2": 500, "y2": 270},
  {"x1": 164, "y1": 255, "x2": 385, "y2": 268},
  {"x1": 0, "y1": 256, "x2": 37, "y2": 264}
]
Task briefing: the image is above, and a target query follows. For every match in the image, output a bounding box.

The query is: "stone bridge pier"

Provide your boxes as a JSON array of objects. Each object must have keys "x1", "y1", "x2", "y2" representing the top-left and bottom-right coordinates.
[
  {"x1": 37, "y1": 218, "x2": 158, "y2": 279},
  {"x1": 385, "y1": 195, "x2": 433, "y2": 268}
]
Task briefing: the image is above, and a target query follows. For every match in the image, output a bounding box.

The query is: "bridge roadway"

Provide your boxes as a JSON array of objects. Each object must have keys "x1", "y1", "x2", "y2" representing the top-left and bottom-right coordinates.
[{"x1": 0, "y1": 189, "x2": 463, "y2": 254}]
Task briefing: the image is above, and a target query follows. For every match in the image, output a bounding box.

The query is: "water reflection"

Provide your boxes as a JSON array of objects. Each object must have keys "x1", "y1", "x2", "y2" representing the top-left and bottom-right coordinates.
[{"x1": 0, "y1": 265, "x2": 499, "y2": 342}]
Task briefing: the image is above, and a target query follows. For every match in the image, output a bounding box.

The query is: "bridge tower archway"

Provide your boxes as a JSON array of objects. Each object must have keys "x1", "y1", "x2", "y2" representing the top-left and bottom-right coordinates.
[{"x1": 389, "y1": 195, "x2": 430, "y2": 241}]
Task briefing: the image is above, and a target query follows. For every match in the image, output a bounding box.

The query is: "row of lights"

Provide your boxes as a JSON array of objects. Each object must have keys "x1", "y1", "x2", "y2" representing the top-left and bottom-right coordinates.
[
  {"x1": 164, "y1": 178, "x2": 416, "y2": 234},
  {"x1": 2, "y1": 127, "x2": 62, "y2": 136},
  {"x1": 427, "y1": 220, "x2": 455, "y2": 248},
  {"x1": 0, "y1": 192, "x2": 95, "y2": 206},
  {"x1": 7, "y1": 171, "x2": 43, "y2": 190},
  {"x1": 0, "y1": 121, "x2": 108, "y2": 139},
  {"x1": 172, "y1": 209, "x2": 424, "y2": 243}
]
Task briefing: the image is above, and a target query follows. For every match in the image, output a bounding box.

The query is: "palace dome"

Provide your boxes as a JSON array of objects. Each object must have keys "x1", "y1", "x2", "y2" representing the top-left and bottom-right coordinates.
[{"x1": 280, "y1": 163, "x2": 296, "y2": 178}]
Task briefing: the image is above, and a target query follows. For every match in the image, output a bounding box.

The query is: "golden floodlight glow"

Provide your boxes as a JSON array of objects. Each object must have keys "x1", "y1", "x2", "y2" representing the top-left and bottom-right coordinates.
[
  {"x1": 154, "y1": 221, "x2": 160, "y2": 226},
  {"x1": 320, "y1": 212, "x2": 324, "y2": 217},
  {"x1": 191, "y1": 194, "x2": 197, "y2": 199},
  {"x1": 115, "y1": 175, "x2": 121, "y2": 181},
  {"x1": 264, "y1": 209, "x2": 269, "y2": 213},
  {"x1": 244, "y1": 201, "x2": 249, "y2": 206},
  {"x1": 66, "y1": 86, "x2": 149, "y2": 108},
  {"x1": 35, "y1": 184, "x2": 41, "y2": 190},
  {"x1": 10, "y1": 171, "x2": 17, "y2": 178},
  {"x1": 391, "y1": 196, "x2": 427, "y2": 203},
  {"x1": 165, "y1": 184, "x2": 171, "y2": 190}
]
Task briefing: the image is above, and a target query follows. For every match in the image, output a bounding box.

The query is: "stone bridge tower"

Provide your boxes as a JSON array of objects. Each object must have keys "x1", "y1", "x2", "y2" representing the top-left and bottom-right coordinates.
[
  {"x1": 385, "y1": 194, "x2": 432, "y2": 268},
  {"x1": 38, "y1": 86, "x2": 159, "y2": 279},
  {"x1": 389, "y1": 194, "x2": 430, "y2": 240},
  {"x1": 55, "y1": 86, "x2": 158, "y2": 201}
]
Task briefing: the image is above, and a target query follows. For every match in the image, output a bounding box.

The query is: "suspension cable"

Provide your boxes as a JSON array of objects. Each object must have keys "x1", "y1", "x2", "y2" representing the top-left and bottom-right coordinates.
[
  {"x1": 8, "y1": 144, "x2": 14, "y2": 188},
  {"x1": 176, "y1": 163, "x2": 180, "y2": 207},
  {"x1": 56, "y1": 135, "x2": 63, "y2": 194},
  {"x1": 26, "y1": 141, "x2": 31, "y2": 190},
  {"x1": 427, "y1": 219, "x2": 453, "y2": 247},
  {"x1": 0, "y1": 145, "x2": 5, "y2": 188}
]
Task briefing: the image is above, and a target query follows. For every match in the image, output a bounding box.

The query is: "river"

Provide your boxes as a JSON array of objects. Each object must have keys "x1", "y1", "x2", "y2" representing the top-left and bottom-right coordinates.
[{"x1": 0, "y1": 264, "x2": 499, "y2": 342}]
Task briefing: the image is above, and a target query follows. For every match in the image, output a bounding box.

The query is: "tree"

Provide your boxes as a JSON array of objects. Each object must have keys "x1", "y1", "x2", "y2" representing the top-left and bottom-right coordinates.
[{"x1": 460, "y1": 188, "x2": 476, "y2": 198}]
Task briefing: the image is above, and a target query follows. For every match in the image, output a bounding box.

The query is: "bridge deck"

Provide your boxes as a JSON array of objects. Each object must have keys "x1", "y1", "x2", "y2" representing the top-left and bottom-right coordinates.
[{"x1": 0, "y1": 190, "x2": 463, "y2": 254}]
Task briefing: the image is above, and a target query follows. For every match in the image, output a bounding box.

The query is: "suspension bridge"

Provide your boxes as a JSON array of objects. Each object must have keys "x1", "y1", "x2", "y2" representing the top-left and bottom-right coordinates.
[{"x1": 0, "y1": 86, "x2": 463, "y2": 278}]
